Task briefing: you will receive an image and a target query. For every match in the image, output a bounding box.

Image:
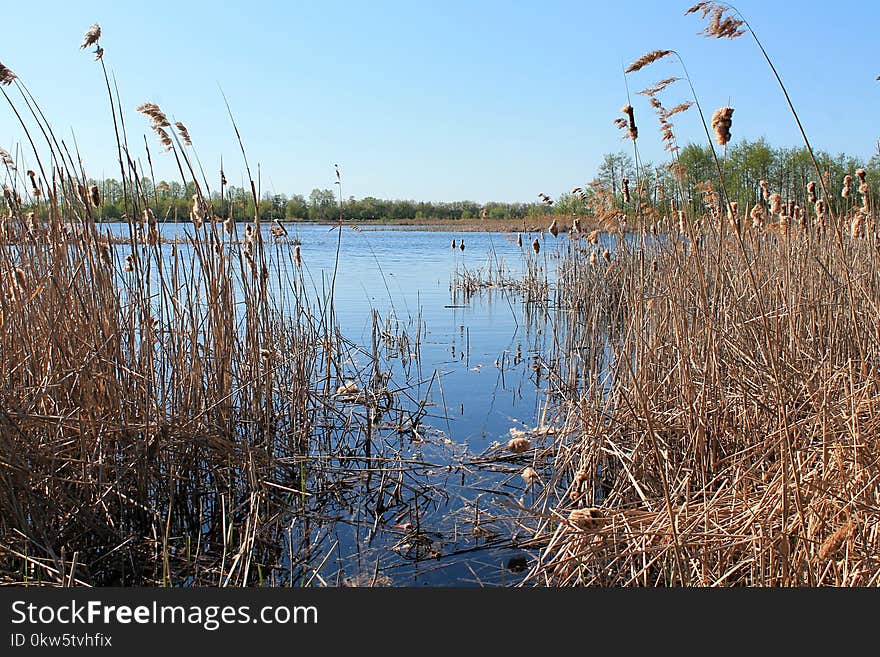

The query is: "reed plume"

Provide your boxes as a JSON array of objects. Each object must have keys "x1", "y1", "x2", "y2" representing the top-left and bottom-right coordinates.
[
  {"x1": 80, "y1": 24, "x2": 102, "y2": 49},
  {"x1": 0, "y1": 63, "x2": 16, "y2": 86},
  {"x1": 625, "y1": 50, "x2": 673, "y2": 74},
  {"x1": 175, "y1": 122, "x2": 192, "y2": 146}
]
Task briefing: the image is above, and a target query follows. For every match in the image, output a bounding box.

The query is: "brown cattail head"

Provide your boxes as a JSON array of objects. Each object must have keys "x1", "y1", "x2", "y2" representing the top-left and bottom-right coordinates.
[
  {"x1": 81, "y1": 24, "x2": 102, "y2": 49},
  {"x1": 294, "y1": 244, "x2": 302, "y2": 267},
  {"x1": 0, "y1": 62, "x2": 17, "y2": 86},
  {"x1": 710, "y1": 107, "x2": 734, "y2": 146},
  {"x1": 548, "y1": 218, "x2": 559, "y2": 237},
  {"x1": 516, "y1": 232, "x2": 523, "y2": 248},
  {"x1": 769, "y1": 192, "x2": 782, "y2": 215},
  {"x1": 622, "y1": 177, "x2": 631, "y2": 203},
  {"x1": 621, "y1": 105, "x2": 638, "y2": 140},
  {"x1": 190, "y1": 194, "x2": 204, "y2": 228},
  {"x1": 507, "y1": 436, "x2": 531, "y2": 453},
  {"x1": 13, "y1": 267, "x2": 26, "y2": 291},
  {"x1": 759, "y1": 179, "x2": 769, "y2": 201},
  {"x1": 842, "y1": 175, "x2": 852, "y2": 199},
  {"x1": 856, "y1": 168, "x2": 867, "y2": 183},
  {"x1": 89, "y1": 184, "x2": 101, "y2": 208},
  {"x1": 123, "y1": 254, "x2": 134, "y2": 272},
  {"x1": 851, "y1": 212, "x2": 864, "y2": 239},
  {"x1": 750, "y1": 203, "x2": 765, "y2": 228},
  {"x1": 531, "y1": 237, "x2": 540, "y2": 254},
  {"x1": 602, "y1": 249, "x2": 611, "y2": 263},
  {"x1": 568, "y1": 507, "x2": 604, "y2": 531},
  {"x1": 807, "y1": 181, "x2": 817, "y2": 204},
  {"x1": 521, "y1": 466, "x2": 539, "y2": 486}
]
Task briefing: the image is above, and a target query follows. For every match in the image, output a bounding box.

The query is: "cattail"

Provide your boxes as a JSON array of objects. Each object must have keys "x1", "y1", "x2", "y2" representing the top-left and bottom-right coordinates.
[
  {"x1": 851, "y1": 212, "x2": 864, "y2": 239},
  {"x1": 507, "y1": 436, "x2": 531, "y2": 453},
  {"x1": 13, "y1": 267, "x2": 26, "y2": 291},
  {"x1": 625, "y1": 49, "x2": 673, "y2": 74},
  {"x1": 568, "y1": 508, "x2": 604, "y2": 531},
  {"x1": 759, "y1": 179, "x2": 769, "y2": 201},
  {"x1": 589, "y1": 250, "x2": 598, "y2": 266},
  {"x1": 856, "y1": 168, "x2": 867, "y2": 183},
  {"x1": 727, "y1": 201, "x2": 738, "y2": 227},
  {"x1": 621, "y1": 105, "x2": 637, "y2": 140},
  {"x1": 842, "y1": 175, "x2": 852, "y2": 199},
  {"x1": 749, "y1": 203, "x2": 764, "y2": 228},
  {"x1": 807, "y1": 181, "x2": 817, "y2": 204},
  {"x1": 814, "y1": 199, "x2": 827, "y2": 223},
  {"x1": 769, "y1": 192, "x2": 782, "y2": 215},
  {"x1": 89, "y1": 184, "x2": 101, "y2": 208},
  {"x1": 548, "y1": 218, "x2": 559, "y2": 237},
  {"x1": 531, "y1": 237, "x2": 540, "y2": 254},
  {"x1": 516, "y1": 232, "x2": 523, "y2": 248},
  {"x1": 572, "y1": 217, "x2": 581, "y2": 233},
  {"x1": 602, "y1": 249, "x2": 611, "y2": 263},
  {"x1": 190, "y1": 194, "x2": 204, "y2": 228},
  {"x1": 0, "y1": 62, "x2": 17, "y2": 86},
  {"x1": 81, "y1": 24, "x2": 102, "y2": 49},
  {"x1": 451, "y1": 239, "x2": 456, "y2": 250},
  {"x1": 786, "y1": 199, "x2": 795, "y2": 218},
  {"x1": 817, "y1": 520, "x2": 856, "y2": 561},
  {"x1": 98, "y1": 240, "x2": 112, "y2": 267},
  {"x1": 678, "y1": 210, "x2": 687, "y2": 234},
  {"x1": 521, "y1": 466, "x2": 539, "y2": 486},
  {"x1": 224, "y1": 214, "x2": 234, "y2": 236},
  {"x1": 710, "y1": 107, "x2": 734, "y2": 146},
  {"x1": 622, "y1": 177, "x2": 631, "y2": 203},
  {"x1": 294, "y1": 244, "x2": 302, "y2": 267},
  {"x1": 123, "y1": 254, "x2": 134, "y2": 272}
]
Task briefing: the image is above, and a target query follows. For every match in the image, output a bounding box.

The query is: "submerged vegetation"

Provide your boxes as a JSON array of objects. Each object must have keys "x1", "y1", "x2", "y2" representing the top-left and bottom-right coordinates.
[{"x1": 2, "y1": 2, "x2": 880, "y2": 586}]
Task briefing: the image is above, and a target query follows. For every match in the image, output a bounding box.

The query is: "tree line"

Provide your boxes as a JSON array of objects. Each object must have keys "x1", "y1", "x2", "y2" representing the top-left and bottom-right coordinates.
[{"x1": 77, "y1": 138, "x2": 880, "y2": 224}]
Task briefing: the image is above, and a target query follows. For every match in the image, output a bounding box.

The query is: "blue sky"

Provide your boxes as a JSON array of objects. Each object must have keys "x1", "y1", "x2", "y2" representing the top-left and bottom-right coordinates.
[{"x1": 1, "y1": 1, "x2": 877, "y2": 202}]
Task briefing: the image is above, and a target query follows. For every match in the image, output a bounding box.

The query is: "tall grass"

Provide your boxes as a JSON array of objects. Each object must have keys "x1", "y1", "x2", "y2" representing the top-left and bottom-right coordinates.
[{"x1": 0, "y1": 30, "x2": 441, "y2": 587}]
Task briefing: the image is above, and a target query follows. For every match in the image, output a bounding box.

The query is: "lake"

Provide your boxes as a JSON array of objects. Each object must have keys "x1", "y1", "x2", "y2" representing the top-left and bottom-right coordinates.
[{"x1": 104, "y1": 221, "x2": 587, "y2": 586}]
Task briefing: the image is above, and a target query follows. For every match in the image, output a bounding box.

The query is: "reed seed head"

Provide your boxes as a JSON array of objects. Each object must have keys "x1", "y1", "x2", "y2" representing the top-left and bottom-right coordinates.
[
  {"x1": 175, "y1": 122, "x2": 192, "y2": 146},
  {"x1": 81, "y1": 24, "x2": 102, "y2": 49},
  {"x1": 0, "y1": 62, "x2": 16, "y2": 86},
  {"x1": 625, "y1": 50, "x2": 673, "y2": 74}
]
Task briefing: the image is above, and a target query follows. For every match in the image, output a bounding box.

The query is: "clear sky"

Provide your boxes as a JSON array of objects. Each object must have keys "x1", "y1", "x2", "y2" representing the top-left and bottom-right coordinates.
[{"x1": 1, "y1": 0, "x2": 876, "y2": 202}]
